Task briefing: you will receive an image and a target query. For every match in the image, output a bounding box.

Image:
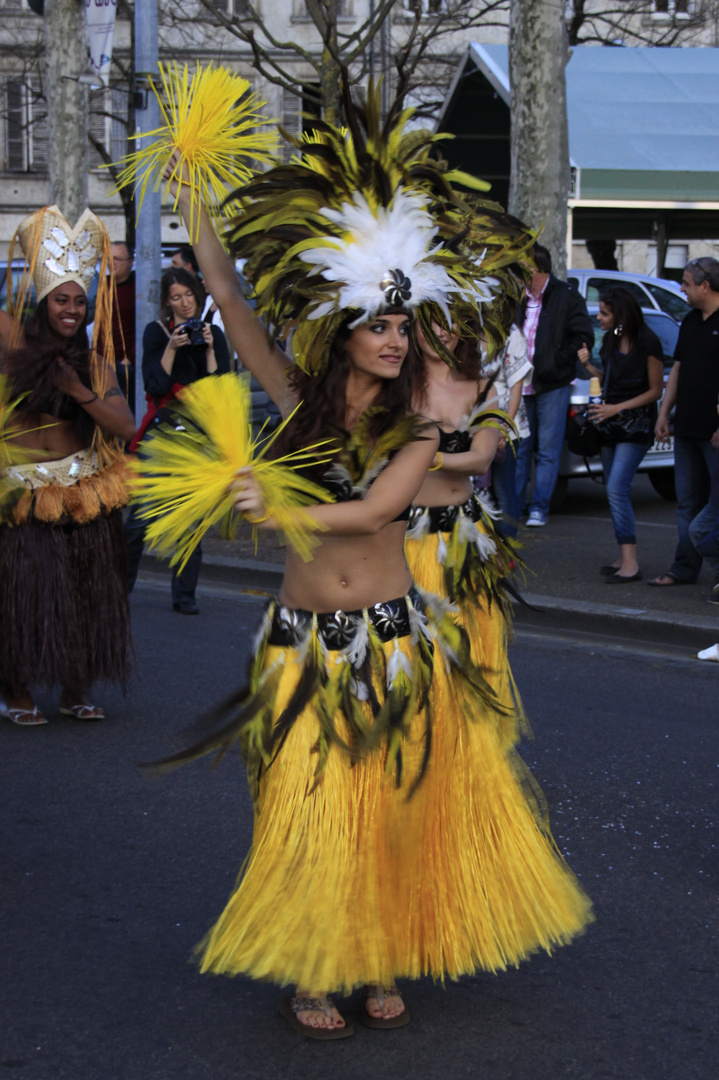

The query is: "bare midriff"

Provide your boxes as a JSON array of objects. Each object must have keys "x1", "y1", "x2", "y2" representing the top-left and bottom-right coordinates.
[
  {"x1": 9, "y1": 412, "x2": 87, "y2": 460},
  {"x1": 413, "y1": 469, "x2": 473, "y2": 509},
  {"x1": 279, "y1": 521, "x2": 412, "y2": 613}
]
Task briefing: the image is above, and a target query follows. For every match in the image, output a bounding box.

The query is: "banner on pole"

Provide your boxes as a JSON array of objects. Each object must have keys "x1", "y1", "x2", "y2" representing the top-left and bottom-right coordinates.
[{"x1": 86, "y1": 0, "x2": 117, "y2": 87}]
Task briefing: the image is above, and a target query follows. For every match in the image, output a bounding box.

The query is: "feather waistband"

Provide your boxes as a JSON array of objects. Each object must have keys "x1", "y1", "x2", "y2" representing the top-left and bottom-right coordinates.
[
  {"x1": 146, "y1": 585, "x2": 507, "y2": 801},
  {"x1": 1, "y1": 453, "x2": 130, "y2": 526},
  {"x1": 268, "y1": 586, "x2": 423, "y2": 650}
]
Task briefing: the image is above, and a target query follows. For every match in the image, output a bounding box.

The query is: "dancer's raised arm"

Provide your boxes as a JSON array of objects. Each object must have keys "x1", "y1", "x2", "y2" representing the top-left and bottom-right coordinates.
[{"x1": 169, "y1": 160, "x2": 295, "y2": 417}]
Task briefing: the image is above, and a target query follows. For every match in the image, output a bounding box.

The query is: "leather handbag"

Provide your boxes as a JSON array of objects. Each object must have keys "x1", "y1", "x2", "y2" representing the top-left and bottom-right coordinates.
[{"x1": 567, "y1": 408, "x2": 601, "y2": 458}]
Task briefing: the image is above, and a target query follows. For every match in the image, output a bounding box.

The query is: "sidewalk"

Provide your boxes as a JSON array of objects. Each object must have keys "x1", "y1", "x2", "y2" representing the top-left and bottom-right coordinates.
[{"x1": 139, "y1": 477, "x2": 719, "y2": 653}]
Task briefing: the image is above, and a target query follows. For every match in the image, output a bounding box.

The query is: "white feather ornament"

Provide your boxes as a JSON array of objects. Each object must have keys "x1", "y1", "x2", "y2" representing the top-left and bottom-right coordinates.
[{"x1": 299, "y1": 189, "x2": 471, "y2": 325}]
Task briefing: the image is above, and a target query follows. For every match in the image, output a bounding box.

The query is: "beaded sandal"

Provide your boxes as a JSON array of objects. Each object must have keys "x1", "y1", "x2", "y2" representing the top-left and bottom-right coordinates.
[
  {"x1": 362, "y1": 984, "x2": 410, "y2": 1029},
  {"x1": 278, "y1": 995, "x2": 354, "y2": 1040}
]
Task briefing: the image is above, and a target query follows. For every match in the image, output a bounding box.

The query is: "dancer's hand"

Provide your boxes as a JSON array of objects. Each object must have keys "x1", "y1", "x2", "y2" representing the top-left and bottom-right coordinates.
[
  {"x1": 163, "y1": 149, "x2": 192, "y2": 197},
  {"x1": 232, "y1": 467, "x2": 269, "y2": 524}
]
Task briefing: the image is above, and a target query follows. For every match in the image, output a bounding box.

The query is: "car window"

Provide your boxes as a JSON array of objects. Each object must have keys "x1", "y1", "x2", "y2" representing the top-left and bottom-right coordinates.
[
  {"x1": 586, "y1": 276, "x2": 651, "y2": 308},
  {"x1": 644, "y1": 282, "x2": 690, "y2": 323},
  {"x1": 644, "y1": 312, "x2": 679, "y2": 362}
]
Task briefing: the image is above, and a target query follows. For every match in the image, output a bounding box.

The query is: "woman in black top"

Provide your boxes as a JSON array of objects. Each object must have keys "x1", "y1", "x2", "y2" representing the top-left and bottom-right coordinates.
[
  {"x1": 125, "y1": 268, "x2": 231, "y2": 612},
  {"x1": 578, "y1": 287, "x2": 663, "y2": 582}
]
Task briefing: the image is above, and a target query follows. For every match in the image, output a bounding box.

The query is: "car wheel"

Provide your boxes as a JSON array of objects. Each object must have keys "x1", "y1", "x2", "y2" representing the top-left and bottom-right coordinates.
[
  {"x1": 550, "y1": 475, "x2": 568, "y2": 512},
  {"x1": 648, "y1": 468, "x2": 676, "y2": 501}
]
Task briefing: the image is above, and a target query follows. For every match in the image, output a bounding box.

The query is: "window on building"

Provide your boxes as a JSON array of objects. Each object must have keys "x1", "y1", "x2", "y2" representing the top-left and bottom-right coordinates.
[
  {"x1": 403, "y1": 0, "x2": 448, "y2": 13},
  {"x1": 652, "y1": 1, "x2": 693, "y2": 17},
  {"x1": 211, "y1": 0, "x2": 255, "y2": 15},
  {"x1": 3, "y1": 77, "x2": 47, "y2": 172}
]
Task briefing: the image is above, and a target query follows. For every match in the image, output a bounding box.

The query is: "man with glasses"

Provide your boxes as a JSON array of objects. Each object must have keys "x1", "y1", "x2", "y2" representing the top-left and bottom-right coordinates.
[
  {"x1": 649, "y1": 257, "x2": 719, "y2": 597},
  {"x1": 110, "y1": 241, "x2": 136, "y2": 413}
]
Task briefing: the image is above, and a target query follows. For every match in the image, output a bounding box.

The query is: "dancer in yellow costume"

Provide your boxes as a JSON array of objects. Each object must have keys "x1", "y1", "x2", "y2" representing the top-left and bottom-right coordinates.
[
  {"x1": 406, "y1": 319, "x2": 527, "y2": 745},
  {"x1": 125, "y1": 76, "x2": 592, "y2": 1039},
  {"x1": 0, "y1": 206, "x2": 135, "y2": 725}
]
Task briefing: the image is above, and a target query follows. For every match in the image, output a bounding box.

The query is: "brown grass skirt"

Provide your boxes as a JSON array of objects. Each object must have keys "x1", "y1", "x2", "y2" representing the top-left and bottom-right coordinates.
[{"x1": 0, "y1": 510, "x2": 131, "y2": 697}]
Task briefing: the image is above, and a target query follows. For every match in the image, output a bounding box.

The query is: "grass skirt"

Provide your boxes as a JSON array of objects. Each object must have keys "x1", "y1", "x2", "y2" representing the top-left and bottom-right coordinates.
[
  {"x1": 405, "y1": 501, "x2": 525, "y2": 742},
  {"x1": 197, "y1": 592, "x2": 592, "y2": 992},
  {"x1": 0, "y1": 509, "x2": 131, "y2": 696}
]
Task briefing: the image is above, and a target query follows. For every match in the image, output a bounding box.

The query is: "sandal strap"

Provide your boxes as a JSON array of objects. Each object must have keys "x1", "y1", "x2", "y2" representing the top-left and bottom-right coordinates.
[
  {"x1": 365, "y1": 984, "x2": 401, "y2": 1006},
  {"x1": 290, "y1": 995, "x2": 335, "y2": 1019}
]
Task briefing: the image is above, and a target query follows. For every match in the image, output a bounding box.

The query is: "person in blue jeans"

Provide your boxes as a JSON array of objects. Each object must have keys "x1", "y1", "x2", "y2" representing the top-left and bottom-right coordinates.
[
  {"x1": 515, "y1": 244, "x2": 593, "y2": 528},
  {"x1": 688, "y1": 417, "x2": 719, "y2": 605},
  {"x1": 649, "y1": 257, "x2": 719, "y2": 588},
  {"x1": 578, "y1": 289, "x2": 663, "y2": 582}
]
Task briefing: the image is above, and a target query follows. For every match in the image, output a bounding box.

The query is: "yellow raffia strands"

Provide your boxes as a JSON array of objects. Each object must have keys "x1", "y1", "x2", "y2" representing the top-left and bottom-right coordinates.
[
  {"x1": 108, "y1": 62, "x2": 278, "y2": 241},
  {"x1": 0, "y1": 375, "x2": 58, "y2": 509},
  {"x1": 129, "y1": 373, "x2": 336, "y2": 570}
]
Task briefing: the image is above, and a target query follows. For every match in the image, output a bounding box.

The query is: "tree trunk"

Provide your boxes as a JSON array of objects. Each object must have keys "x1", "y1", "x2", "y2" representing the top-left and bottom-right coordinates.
[
  {"x1": 508, "y1": 0, "x2": 570, "y2": 279},
  {"x1": 45, "y1": 0, "x2": 89, "y2": 222}
]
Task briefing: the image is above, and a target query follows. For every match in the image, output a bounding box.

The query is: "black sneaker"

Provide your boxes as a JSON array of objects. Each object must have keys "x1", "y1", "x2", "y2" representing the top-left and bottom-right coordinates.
[{"x1": 707, "y1": 582, "x2": 719, "y2": 606}]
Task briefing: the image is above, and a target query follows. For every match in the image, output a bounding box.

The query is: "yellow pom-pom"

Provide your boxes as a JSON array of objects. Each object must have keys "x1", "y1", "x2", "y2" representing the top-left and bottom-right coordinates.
[
  {"x1": 109, "y1": 62, "x2": 278, "y2": 241},
  {"x1": 129, "y1": 373, "x2": 336, "y2": 570}
]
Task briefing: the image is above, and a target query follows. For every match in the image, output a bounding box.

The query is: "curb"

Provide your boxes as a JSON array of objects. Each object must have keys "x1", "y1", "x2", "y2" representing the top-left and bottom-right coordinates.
[
  {"x1": 140, "y1": 552, "x2": 718, "y2": 652},
  {"x1": 512, "y1": 593, "x2": 718, "y2": 653}
]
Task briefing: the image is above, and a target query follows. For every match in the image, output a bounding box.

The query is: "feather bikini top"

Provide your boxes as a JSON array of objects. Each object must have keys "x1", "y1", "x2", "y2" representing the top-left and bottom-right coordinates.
[
  {"x1": 436, "y1": 399, "x2": 514, "y2": 455},
  {"x1": 295, "y1": 410, "x2": 431, "y2": 523}
]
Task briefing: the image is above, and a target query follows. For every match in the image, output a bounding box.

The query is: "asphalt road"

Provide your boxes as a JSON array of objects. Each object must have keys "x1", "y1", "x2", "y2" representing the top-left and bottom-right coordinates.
[{"x1": 1, "y1": 584, "x2": 716, "y2": 1080}]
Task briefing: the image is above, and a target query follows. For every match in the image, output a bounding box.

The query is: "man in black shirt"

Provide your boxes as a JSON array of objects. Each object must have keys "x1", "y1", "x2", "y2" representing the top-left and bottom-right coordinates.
[{"x1": 650, "y1": 257, "x2": 719, "y2": 589}]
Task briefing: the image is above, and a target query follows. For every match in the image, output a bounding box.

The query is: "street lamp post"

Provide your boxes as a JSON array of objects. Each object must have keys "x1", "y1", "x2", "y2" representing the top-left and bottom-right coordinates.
[{"x1": 133, "y1": 0, "x2": 161, "y2": 420}]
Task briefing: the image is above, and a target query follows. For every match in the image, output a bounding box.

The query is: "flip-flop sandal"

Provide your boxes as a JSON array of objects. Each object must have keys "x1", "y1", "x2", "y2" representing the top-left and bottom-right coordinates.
[
  {"x1": 278, "y1": 996, "x2": 353, "y2": 1040},
  {"x1": 59, "y1": 704, "x2": 105, "y2": 721},
  {"x1": 1, "y1": 706, "x2": 48, "y2": 726},
  {"x1": 362, "y1": 985, "x2": 410, "y2": 1030}
]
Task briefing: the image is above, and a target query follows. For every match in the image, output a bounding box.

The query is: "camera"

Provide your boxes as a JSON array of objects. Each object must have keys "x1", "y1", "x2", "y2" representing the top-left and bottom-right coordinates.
[{"x1": 182, "y1": 317, "x2": 207, "y2": 347}]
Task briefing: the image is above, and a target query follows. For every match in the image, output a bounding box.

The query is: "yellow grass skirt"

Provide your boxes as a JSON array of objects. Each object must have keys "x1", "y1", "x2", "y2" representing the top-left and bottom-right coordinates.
[
  {"x1": 406, "y1": 516, "x2": 526, "y2": 744},
  {"x1": 197, "y1": 600, "x2": 592, "y2": 992}
]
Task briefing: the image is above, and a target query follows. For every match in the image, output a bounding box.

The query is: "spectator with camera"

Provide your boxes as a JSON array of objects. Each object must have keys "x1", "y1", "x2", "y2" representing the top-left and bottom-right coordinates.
[{"x1": 125, "y1": 267, "x2": 230, "y2": 613}]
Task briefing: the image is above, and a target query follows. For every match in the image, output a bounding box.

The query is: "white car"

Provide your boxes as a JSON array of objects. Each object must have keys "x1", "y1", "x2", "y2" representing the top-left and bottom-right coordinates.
[{"x1": 567, "y1": 268, "x2": 689, "y2": 324}]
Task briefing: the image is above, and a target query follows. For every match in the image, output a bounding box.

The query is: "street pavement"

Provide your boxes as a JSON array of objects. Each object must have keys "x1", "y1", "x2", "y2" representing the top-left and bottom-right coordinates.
[{"x1": 1, "y1": 575, "x2": 716, "y2": 1080}]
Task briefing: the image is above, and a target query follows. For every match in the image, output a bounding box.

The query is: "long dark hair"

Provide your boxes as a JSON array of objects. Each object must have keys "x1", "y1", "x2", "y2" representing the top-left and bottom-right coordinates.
[
  {"x1": 411, "y1": 321, "x2": 484, "y2": 412},
  {"x1": 160, "y1": 268, "x2": 204, "y2": 325},
  {"x1": 599, "y1": 287, "x2": 645, "y2": 346},
  {"x1": 271, "y1": 320, "x2": 418, "y2": 460},
  {"x1": 2, "y1": 295, "x2": 95, "y2": 441}
]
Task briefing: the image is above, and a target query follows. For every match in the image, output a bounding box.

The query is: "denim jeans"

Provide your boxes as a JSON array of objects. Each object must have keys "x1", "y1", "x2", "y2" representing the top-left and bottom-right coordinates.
[
  {"x1": 688, "y1": 501, "x2": 719, "y2": 580},
  {"x1": 599, "y1": 440, "x2": 650, "y2": 545},
  {"x1": 125, "y1": 503, "x2": 203, "y2": 603},
  {"x1": 515, "y1": 385, "x2": 572, "y2": 519},
  {"x1": 492, "y1": 439, "x2": 520, "y2": 538},
  {"x1": 669, "y1": 436, "x2": 715, "y2": 583}
]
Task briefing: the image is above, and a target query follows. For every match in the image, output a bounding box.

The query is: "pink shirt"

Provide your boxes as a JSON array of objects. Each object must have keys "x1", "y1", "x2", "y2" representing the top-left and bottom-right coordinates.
[{"x1": 522, "y1": 277, "x2": 549, "y2": 396}]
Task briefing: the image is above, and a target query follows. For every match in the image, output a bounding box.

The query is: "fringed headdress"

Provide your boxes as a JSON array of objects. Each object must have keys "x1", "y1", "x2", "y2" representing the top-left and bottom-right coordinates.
[
  {"x1": 7, "y1": 204, "x2": 121, "y2": 463},
  {"x1": 227, "y1": 83, "x2": 535, "y2": 374}
]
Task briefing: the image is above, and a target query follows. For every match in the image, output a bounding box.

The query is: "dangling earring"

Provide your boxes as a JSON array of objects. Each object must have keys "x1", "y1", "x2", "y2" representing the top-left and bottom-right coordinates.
[{"x1": 614, "y1": 323, "x2": 623, "y2": 337}]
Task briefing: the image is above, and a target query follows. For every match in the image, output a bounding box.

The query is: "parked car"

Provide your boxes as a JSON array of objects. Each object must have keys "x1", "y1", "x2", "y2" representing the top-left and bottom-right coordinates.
[
  {"x1": 567, "y1": 268, "x2": 690, "y2": 324},
  {"x1": 551, "y1": 306, "x2": 678, "y2": 509}
]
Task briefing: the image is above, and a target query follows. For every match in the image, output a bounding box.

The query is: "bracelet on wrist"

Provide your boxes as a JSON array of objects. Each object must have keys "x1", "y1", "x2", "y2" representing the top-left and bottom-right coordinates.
[
  {"x1": 247, "y1": 511, "x2": 271, "y2": 525},
  {"x1": 77, "y1": 391, "x2": 99, "y2": 406}
]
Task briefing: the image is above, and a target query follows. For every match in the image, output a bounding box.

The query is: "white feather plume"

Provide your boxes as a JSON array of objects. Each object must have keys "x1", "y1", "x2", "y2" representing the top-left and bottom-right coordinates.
[{"x1": 299, "y1": 188, "x2": 472, "y2": 323}]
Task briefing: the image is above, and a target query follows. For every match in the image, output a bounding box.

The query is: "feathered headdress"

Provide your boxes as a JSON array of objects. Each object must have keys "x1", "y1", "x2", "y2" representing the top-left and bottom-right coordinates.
[{"x1": 227, "y1": 84, "x2": 535, "y2": 373}]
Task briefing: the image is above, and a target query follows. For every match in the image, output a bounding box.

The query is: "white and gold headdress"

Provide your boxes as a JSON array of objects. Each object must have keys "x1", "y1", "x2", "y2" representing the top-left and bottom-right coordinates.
[{"x1": 14, "y1": 205, "x2": 106, "y2": 304}]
